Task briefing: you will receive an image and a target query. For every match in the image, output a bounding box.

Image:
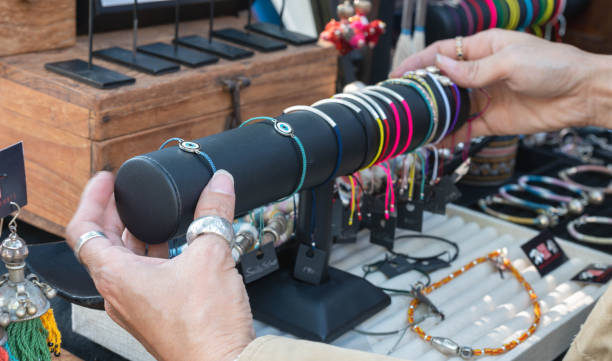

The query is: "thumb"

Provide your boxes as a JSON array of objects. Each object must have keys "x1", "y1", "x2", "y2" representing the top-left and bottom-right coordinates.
[{"x1": 435, "y1": 53, "x2": 507, "y2": 89}]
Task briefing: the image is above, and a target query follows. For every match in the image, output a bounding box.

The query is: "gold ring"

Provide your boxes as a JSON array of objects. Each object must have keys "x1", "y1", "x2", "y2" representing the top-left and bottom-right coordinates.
[{"x1": 455, "y1": 36, "x2": 464, "y2": 61}]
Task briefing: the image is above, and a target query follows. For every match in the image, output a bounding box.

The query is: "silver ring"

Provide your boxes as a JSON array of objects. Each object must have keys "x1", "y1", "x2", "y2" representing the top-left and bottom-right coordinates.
[
  {"x1": 186, "y1": 216, "x2": 235, "y2": 246},
  {"x1": 74, "y1": 231, "x2": 107, "y2": 263}
]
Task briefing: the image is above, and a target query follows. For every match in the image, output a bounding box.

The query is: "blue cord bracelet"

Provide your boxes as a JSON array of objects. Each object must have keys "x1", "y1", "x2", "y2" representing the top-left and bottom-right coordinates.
[{"x1": 159, "y1": 137, "x2": 217, "y2": 173}]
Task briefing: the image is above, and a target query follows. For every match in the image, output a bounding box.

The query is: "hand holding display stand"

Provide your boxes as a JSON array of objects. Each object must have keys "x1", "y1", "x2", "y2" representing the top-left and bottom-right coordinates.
[
  {"x1": 245, "y1": 0, "x2": 318, "y2": 45},
  {"x1": 114, "y1": 75, "x2": 470, "y2": 341},
  {"x1": 211, "y1": 0, "x2": 287, "y2": 52},
  {"x1": 175, "y1": 0, "x2": 254, "y2": 60},
  {"x1": 93, "y1": 0, "x2": 180, "y2": 75},
  {"x1": 137, "y1": 0, "x2": 219, "y2": 67},
  {"x1": 45, "y1": 0, "x2": 136, "y2": 89}
]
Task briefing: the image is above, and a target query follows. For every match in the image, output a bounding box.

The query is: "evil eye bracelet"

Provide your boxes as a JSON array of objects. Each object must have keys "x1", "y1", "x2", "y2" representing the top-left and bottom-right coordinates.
[
  {"x1": 567, "y1": 216, "x2": 612, "y2": 245},
  {"x1": 366, "y1": 86, "x2": 414, "y2": 158},
  {"x1": 478, "y1": 195, "x2": 554, "y2": 228},
  {"x1": 499, "y1": 184, "x2": 567, "y2": 217},
  {"x1": 159, "y1": 138, "x2": 217, "y2": 173},
  {"x1": 381, "y1": 78, "x2": 435, "y2": 150},
  {"x1": 518, "y1": 175, "x2": 590, "y2": 214},
  {"x1": 559, "y1": 164, "x2": 612, "y2": 196},
  {"x1": 240, "y1": 116, "x2": 307, "y2": 198},
  {"x1": 333, "y1": 93, "x2": 385, "y2": 170},
  {"x1": 353, "y1": 92, "x2": 391, "y2": 165},
  {"x1": 361, "y1": 89, "x2": 401, "y2": 162},
  {"x1": 284, "y1": 105, "x2": 342, "y2": 185}
]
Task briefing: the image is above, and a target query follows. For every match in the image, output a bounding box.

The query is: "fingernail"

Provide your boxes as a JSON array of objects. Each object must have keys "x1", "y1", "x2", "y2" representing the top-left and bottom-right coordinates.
[
  {"x1": 208, "y1": 170, "x2": 235, "y2": 196},
  {"x1": 436, "y1": 54, "x2": 457, "y2": 70}
]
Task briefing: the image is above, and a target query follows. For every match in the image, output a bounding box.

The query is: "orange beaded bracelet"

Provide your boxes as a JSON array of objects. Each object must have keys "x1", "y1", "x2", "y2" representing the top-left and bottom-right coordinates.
[{"x1": 407, "y1": 249, "x2": 541, "y2": 359}]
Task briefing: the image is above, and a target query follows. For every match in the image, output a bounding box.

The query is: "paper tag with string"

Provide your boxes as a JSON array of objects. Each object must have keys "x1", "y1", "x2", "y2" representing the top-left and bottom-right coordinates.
[
  {"x1": 294, "y1": 243, "x2": 327, "y2": 284},
  {"x1": 0, "y1": 142, "x2": 27, "y2": 219}
]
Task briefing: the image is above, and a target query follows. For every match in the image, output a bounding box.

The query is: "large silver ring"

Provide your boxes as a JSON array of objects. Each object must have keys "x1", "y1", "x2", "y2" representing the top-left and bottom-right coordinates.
[
  {"x1": 74, "y1": 231, "x2": 107, "y2": 263},
  {"x1": 186, "y1": 216, "x2": 235, "y2": 246}
]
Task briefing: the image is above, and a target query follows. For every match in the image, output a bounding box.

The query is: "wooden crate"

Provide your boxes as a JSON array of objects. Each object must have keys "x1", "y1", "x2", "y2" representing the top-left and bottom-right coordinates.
[
  {"x1": 0, "y1": 16, "x2": 337, "y2": 237},
  {"x1": 0, "y1": 0, "x2": 75, "y2": 56}
]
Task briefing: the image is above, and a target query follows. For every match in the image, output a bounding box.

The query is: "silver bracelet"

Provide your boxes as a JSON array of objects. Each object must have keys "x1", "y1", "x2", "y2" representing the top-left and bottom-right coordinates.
[
  {"x1": 559, "y1": 165, "x2": 612, "y2": 196},
  {"x1": 567, "y1": 216, "x2": 612, "y2": 245}
]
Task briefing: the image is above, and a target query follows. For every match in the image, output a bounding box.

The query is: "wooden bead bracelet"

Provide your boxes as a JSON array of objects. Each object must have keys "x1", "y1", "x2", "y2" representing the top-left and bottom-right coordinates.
[{"x1": 407, "y1": 249, "x2": 541, "y2": 359}]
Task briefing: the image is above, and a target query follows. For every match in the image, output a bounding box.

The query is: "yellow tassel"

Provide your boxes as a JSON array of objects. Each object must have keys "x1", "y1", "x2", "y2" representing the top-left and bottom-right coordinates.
[{"x1": 40, "y1": 309, "x2": 61, "y2": 356}]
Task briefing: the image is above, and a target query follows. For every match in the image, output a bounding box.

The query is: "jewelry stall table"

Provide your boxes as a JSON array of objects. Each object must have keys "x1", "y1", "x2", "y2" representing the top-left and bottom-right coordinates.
[
  {"x1": 71, "y1": 204, "x2": 611, "y2": 361},
  {"x1": 0, "y1": 15, "x2": 336, "y2": 237}
]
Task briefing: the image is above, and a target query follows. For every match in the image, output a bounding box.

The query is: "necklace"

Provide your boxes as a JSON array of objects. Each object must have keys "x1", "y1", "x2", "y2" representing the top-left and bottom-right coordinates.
[{"x1": 407, "y1": 249, "x2": 540, "y2": 359}]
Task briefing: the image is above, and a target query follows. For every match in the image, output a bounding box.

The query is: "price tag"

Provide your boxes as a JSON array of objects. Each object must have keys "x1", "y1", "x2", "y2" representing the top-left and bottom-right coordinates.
[
  {"x1": 397, "y1": 198, "x2": 424, "y2": 232},
  {"x1": 572, "y1": 264, "x2": 612, "y2": 284},
  {"x1": 378, "y1": 255, "x2": 418, "y2": 278},
  {"x1": 0, "y1": 142, "x2": 27, "y2": 219},
  {"x1": 370, "y1": 212, "x2": 397, "y2": 250},
  {"x1": 239, "y1": 242, "x2": 279, "y2": 284},
  {"x1": 521, "y1": 231, "x2": 568, "y2": 277},
  {"x1": 293, "y1": 244, "x2": 327, "y2": 285}
]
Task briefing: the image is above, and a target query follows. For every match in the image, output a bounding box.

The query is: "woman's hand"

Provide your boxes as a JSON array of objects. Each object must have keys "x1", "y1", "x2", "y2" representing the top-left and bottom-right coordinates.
[
  {"x1": 66, "y1": 170, "x2": 254, "y2": 361},
  {"x1": 391, "y1": 29, "x2": 612, "y2": 140}
]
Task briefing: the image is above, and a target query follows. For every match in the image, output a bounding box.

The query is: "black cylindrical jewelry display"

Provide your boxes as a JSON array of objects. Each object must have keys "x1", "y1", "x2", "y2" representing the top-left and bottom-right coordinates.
[{"x1": 115, "y1": 77, "x2": 470, "y2": 244}]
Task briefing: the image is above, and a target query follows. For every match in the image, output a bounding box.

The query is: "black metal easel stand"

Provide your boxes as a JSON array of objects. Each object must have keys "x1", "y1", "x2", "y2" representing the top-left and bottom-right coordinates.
[
  {"x1": 175, "y1": 0, "x2": 254, "y2": 60},
  {"x1": 44, "y1": 0, "x2": 135, "y2": 89},
  {"x1": 93, "y1": 0, "x2": 180, "y2": 75},
  {"x1": 137, "y1": 0, "x2": 219, "y2": 67},
  {"x1": 245, "y1": 0, "x2": 317, "y2": 45},
  {"x1": 246, "y1": 182, "x2": 390, "y2": 342},
  {"x1": 212, "y1": 0, "x2": 287, "y2": 52}
]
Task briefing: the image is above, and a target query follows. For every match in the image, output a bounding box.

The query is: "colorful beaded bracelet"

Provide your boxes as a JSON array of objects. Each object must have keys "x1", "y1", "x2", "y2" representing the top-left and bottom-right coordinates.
[{"x1": 407, "y1": 249, "x2": 541, "y2": 359}]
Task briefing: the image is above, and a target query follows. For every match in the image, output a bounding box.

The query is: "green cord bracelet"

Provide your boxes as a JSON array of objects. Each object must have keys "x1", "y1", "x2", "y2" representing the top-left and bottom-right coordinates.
[{"x1": 240, "y1": 116, "x2": 307, "y2": 199}]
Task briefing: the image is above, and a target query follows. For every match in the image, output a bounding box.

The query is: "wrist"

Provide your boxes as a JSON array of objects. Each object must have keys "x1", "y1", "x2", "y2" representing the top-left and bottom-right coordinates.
[{"x1": 584, "y1": 53, "x2": 612, "y2": 129}]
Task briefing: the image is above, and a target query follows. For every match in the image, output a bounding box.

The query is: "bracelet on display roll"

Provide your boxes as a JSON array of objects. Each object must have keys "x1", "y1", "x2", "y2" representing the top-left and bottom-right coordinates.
[
  {"x1": 478, "y1": 195, "x2": 555, "y2": 228},
  {"x1": 517, "y1": 175, "x2": 589, "y2": 215},
  {"x1": 559, "y1": 165, "x2": 612, "y2": 196},
  {"x1": 499, "y1": 183, "x2": 568, "y2": 216},
  {"x1": 567, "y1": 216, "x2": 612, "y2": 245},
  {"x1": 407, "y1": 249, "x2": 540, "y2": 359}
]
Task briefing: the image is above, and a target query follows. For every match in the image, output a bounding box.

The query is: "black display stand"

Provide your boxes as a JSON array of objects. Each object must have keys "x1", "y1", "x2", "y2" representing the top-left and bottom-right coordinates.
[
  {"x1": 211, "y1": 0, "x2": 287, "y2": 52},
  {"x1": 137, "y1": 1, "x2": 219, "y2": 67},
  {"x1": 93, "y1": 0, "x2": 180, "y2": 75},
  {"x1": 247, "y1": 182, "x2": 390, "y2": 342},
  {"x1": 245, "y1": 0, "x2": 317, "y2": 45},
  {"x1": 175, "y1": 0, "x2": 254, "y2": 60},
  {"x1": 45, "y1": 0, "x2": 135, "y2": 89}
]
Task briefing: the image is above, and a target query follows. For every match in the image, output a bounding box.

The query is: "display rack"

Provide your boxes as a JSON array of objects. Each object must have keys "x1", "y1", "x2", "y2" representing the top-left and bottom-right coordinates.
[{"x1": 71, "y1": 204, "x2": 611, "y2": 361}]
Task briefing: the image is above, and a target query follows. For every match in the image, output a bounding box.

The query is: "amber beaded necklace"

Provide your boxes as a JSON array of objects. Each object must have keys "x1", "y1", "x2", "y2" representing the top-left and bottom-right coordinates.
[{"x1": 407, "y1": 249, "x2": 541, "y2": 359}]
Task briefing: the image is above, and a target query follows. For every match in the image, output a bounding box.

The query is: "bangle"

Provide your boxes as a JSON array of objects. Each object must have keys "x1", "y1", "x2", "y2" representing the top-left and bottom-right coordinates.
[
  {"x1": 505, "y1": 0, "x2": 521, "y2": 29},
  {"x1": 381, "y1": 78, "x2": 436, "y2": 151},
  {"x1": 424, "y1": 70, "x2": 452, "y2": 144},
  {"x1": 333, "y1": 93, "x2": 385, "y2": 170},
  {"x1": 159, "y1": 138, "x2": 217, "y2": 173},
  {"x1": 352, "y1": 92, "x2": 391, "y2": 165},
  {"x1": 366, "y1": 86, "x2": 414, "y2": 158},
  {"x1": 284, "y1": 106, "x2": 342, "y2": 184},
  {"x1": 478, "y1": 195, "x2": 554, "y2": 228},
  {"x1": 459, "y1": 0, "x2": 475, "y2": 34},
  {"x1": 466, "y1": 0, "x2": 484, "y2": 32},
  {"x1": 499, "y1": 183, "x2": 567, "y2": 216},
  {"x1": 407, "y1": 249, "x2": 540, "y2": 359},
  {"x1": 240, "y1": 116, "x2": 307, "y2": 197},
  {"x1": 559, "y1": 165, "x2": 612, "y2": 196},
  {"x1": 403, "y1": 70, "x2": 440, "y2": 145},
  {"x1": 483, "y1": 0, "x2": 498, "y2": 28},
  {"x1": 494, "y1": 0, "x2": 508, "y2": 28},
  {"x1": 517, "y1": 175, "x2": 589, "y2": 214},
  {"x1": 312, "y1": 98, "x2": 367, "y2": 170},
  {"x1": 519, "y1": 0, "x2": 534, "y2": 29},
  {"x1": 362, "y1": 88, "x2": 402, "y2": 161},
  {"x1": 567, "y1": 216, "x2": 612, "y2": 245},
  {"x1": 539, "y1": 0, "x2": 555, "y2": 24}
]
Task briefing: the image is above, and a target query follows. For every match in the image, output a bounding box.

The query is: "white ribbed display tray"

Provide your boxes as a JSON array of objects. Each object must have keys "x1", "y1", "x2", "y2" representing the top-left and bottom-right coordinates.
[{"x1": 72, "y1": 205, "x2": 611, "y2": 361}]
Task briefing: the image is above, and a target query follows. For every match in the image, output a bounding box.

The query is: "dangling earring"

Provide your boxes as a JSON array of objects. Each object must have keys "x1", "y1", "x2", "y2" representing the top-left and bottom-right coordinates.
[{"x1": 0, "y1": 202, "x2": 61, "y2": 359}]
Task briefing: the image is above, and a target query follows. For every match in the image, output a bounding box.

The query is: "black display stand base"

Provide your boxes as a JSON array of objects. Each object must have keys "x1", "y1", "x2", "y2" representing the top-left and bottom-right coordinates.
[
  {"x1": 93, "y1": 47, "x2": 180, "y2": 75},
  {"x1": 246, "y1": 267, "x2": 390, "y2": 342},
  {"x1": 175, "y1": 35, "x2": 254, "y2": 60},
  {"x1": 246, "y1": 23, "x2": 317, "y2": 45},
  {"x1": 137, "y1": 42, "x2": 219, "y2": 67},
  {"x1": 212, "y1": 28, "x2": 287, "y2": 52},
  {"x1": 45, "y1": 59, "x2": 136, "y2": 89}
]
